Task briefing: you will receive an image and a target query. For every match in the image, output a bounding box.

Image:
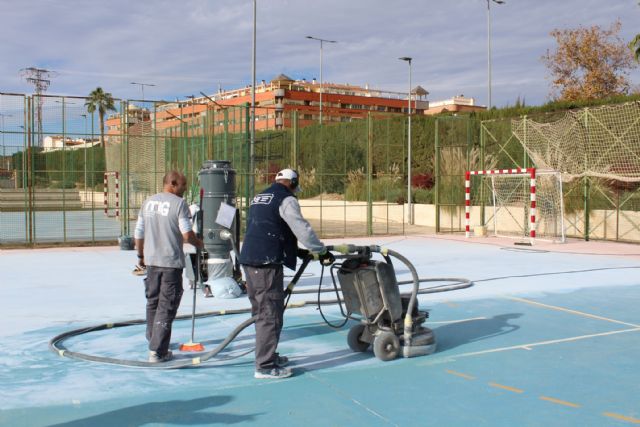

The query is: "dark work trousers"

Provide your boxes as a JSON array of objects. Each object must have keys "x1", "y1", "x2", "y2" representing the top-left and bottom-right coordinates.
[
  {"x1": 242, "y1": 264, "x2": 284, "y2": 370},
  {"x1": 145, "y1": 266, "x2": 184, "y2": 356}
]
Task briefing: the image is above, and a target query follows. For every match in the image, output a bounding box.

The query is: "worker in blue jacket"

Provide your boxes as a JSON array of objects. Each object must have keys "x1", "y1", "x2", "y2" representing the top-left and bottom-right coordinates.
[{"x1": 240, "y1": 168, "x2": 334, "y2": 379}]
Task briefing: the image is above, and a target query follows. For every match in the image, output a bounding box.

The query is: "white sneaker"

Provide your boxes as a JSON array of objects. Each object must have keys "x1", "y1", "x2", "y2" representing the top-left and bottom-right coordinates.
[
  {"x1": 254, "y1": 367, "x2": 292, "y2": 379},
  {"x1": 149, "y1": 350, "x2": 173, "y2": 363}
]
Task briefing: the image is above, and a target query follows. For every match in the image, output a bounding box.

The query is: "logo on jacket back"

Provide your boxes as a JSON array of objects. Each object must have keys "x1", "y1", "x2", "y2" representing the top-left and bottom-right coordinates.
[{"x1": 251, "y1": 193, "x2": 273, "y2": 205}]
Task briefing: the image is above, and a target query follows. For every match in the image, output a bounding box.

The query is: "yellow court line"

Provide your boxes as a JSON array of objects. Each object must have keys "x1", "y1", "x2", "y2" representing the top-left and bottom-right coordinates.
[
  {"x1": 489, "y1": 382, "x2": 524, "y2": 393},
  {"x1": 539, "y1": 396, "x2": 581, "y2": 408},
  {"x1": 445, "y1": 369, "x2": 476, "y2": 380},
  {"x1": 603, "y1": 412, "x2": 640, "y2": 424},
  {"x1": 506, "y1": 296, "x2": 640, "y2": 328}
]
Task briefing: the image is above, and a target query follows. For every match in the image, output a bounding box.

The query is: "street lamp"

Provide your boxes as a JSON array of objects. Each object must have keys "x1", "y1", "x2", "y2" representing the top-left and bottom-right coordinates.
[
  {"x1": 130, "y1": 82, "x2": 156, "y2": 102},
  {"x1": 250, "y1": 0, "x2": 257, "y2": 197},
  {"x1": 486, "y1": 0, "x2": 505, "y2": 110},
  {"x1": 306, "y1": 36, "x2": 337, "y2": 125},
  {"x1": 399, "y1": 56, "x2": 413, "y2": 225}
]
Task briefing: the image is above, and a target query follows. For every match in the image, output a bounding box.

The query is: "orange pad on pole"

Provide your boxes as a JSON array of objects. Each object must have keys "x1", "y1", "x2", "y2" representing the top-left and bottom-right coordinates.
[{"x1": 179, "y1": 342, "x2": 205, "y2": 352}]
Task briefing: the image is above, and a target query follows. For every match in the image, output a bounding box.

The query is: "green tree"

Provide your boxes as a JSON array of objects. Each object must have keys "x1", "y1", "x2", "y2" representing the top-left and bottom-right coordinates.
[
  {"x1": 85, "y1": 87, "x2": 116, "y2": 147},
  {"x1": 630, "y1": 34, "x2": 640, "y2": 62},
  {"x1": 542, "y1": 20, "x2": 636, "y2": 101},
  {"x1": 631, "y1": 2, "x2": 640, "y2": 62}
]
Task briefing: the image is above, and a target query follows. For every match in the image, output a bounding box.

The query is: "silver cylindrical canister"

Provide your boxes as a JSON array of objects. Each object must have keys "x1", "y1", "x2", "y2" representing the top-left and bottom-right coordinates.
[{"x1": 198, "y1": 160, "x2": 236, "y2": 260}]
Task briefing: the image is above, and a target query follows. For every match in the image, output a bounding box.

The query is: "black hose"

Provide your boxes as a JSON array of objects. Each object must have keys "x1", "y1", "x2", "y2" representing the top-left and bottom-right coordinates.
[{"x1": 49, "y1": 250, "x2": 473, "y2": 369}]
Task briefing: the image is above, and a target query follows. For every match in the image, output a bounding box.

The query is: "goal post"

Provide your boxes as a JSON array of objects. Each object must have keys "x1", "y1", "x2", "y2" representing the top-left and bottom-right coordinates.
[
  {"x1": 465, "y1": 167, "x2": 565, "y2": 243},
  {"x1": 104, "y1": 171, "x2": 120, "y2": 218}
]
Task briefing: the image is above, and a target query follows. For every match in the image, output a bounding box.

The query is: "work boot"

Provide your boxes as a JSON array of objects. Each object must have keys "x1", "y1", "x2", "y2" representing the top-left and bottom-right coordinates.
[
  {"x1": 148, "y1": 350, "x2": 173, "y2": 363},
  {"x1": 274, "y1": 353, "x2": 289, "y2": 368},
  {"x1": 254, "y1": 367, "x2": 292, "y2": 379}
]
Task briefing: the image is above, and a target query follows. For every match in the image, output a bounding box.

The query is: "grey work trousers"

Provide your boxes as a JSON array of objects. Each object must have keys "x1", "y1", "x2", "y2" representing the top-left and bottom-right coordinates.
[
  {"x1": 242, "y1": 264, "x2": 284, "y2": 370},
  {"x1": 145, "y1": 266, "x2": 184, "y2": 356}
]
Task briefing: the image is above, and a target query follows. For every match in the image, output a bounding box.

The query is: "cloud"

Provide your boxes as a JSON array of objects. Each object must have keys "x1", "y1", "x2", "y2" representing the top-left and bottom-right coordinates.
[{"x1": 1, "y1": 0, "x2": 639, "y2": 107}]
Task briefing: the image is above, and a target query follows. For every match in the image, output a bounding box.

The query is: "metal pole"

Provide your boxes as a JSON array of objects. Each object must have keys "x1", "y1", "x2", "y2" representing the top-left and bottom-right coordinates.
[
  {"x1": 81, "y1": 114, "x2": 87, "y2": 194},
  {"x1": 399, "y1": 56, "x2": 413, "y2": 224},
  {"x1": 130, "y1": 82, "x2": 155, "y2": 102},
  {"x1": 0, "y1": 114, "x2": 10, "y2": 170},
  {"x1": 320, "y1": 39, "x2": 323, "y2": 125},
  {"x1": 487, "y1": 0, "x2": 492, "y2": 110},
  {"x1": 408, "y1": 60, "x2": 412, "y2": 224},
  {"x1": 250, "y1": 0, "x2": 256, "y2": 196},
  {"x1": 306, "y1": 36, "x2": 337, "y2": 126},
  {"x1": 486, "y1": 0, "x2": 504, "y2": 110}
]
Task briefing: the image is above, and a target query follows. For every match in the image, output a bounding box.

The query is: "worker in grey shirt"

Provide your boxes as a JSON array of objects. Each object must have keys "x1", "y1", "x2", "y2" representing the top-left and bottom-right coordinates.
[
  {"x1": 240, "y1": 168, "x2": 335, "y2": 379},
  {"x1": 134, "y1": 171, "x2": 203, "y2": 363}
]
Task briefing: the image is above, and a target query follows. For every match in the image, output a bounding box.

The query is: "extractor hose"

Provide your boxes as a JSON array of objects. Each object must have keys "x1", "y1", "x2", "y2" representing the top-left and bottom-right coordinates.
[{"x1": 49, "y1": 312, "x2": 258, "y2": 369}]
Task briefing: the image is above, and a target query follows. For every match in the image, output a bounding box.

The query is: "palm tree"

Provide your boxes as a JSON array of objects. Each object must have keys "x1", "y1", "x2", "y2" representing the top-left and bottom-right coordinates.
[{"x1": 85, "y1": 87, "x2": 116, "y2": 148}]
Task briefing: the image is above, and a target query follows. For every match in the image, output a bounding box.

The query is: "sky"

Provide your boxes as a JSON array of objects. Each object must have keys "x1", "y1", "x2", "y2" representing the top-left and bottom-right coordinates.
[{"x1": 1, "y1": 0, "x2": 640, "y2": 109}]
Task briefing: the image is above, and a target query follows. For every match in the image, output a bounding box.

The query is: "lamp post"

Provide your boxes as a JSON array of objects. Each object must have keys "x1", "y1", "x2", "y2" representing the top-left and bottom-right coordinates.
[
  {"x1": 306, "y1": 36, "x2": 337, "y2": 125},
  {"x1": 486, "y1": 0, "x2": 504, "y2": 110},
  {"x1": 250, "y1": 0, "x2": 257, "y2": 196},
  {"x1": 399, "y1": 57, "x2": 413, "y2": 225},
  {"x1": 130, "y1": 82, "x2": 155, "y2": 102}
]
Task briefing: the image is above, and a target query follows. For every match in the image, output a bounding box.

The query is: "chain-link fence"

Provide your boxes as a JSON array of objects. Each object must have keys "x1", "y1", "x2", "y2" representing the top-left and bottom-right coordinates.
[{"x1": 2, "y1": 92, "x2": 639, "y2": 246}]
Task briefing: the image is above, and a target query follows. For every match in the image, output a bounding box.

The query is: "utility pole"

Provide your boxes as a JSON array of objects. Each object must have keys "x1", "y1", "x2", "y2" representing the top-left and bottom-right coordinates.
[{"x1": 20, "y1": 67, "x2": 57, "y2": 148}]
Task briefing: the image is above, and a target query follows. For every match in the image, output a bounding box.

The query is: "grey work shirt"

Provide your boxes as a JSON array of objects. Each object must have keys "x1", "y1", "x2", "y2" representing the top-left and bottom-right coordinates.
[
  {"x1": 134, "y1": 192, "x2": 192, "y2": 268},
  {"x1": 279, "y1": 195, "x2": 325, "y2": 253}
]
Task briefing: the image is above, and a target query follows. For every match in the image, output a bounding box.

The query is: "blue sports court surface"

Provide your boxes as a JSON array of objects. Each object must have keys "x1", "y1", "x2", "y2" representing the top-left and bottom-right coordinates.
[{"x1": 1, "y1": 235, "x2": 639, "y2": 426}]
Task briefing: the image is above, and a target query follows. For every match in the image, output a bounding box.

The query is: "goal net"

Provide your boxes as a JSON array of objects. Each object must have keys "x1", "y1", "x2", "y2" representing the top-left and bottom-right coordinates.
[
  {"x1": 511, "y1": 102, "x2": 640, "y2": 184},
  {"x1": 465, "y1": 168, "x2": 565, "y2": 243}
]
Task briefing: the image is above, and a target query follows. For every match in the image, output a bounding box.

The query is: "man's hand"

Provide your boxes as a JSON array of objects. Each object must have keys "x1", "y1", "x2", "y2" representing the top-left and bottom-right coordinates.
[
  {"x1": 318, "y1": 250, "x2": 335, "y2": 266},
  {"x1": 297, "y1": 248, "x2": 311, "y2": 260}
]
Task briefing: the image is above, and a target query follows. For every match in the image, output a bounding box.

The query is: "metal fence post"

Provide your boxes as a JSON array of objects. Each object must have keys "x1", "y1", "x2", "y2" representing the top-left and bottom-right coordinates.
[
  {"x1": 434, "y1": 117, "x2": 440, "y2": 232},
  {"x1": 367, "y1": 113, "x2": 373, "y2": 236}
]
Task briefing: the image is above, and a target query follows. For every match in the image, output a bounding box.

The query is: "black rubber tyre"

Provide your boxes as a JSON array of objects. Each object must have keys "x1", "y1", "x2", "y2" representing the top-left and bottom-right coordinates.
[
  {"x1": 373, "y1": 331, "x2": 400, "y2": 361},
  {"x1": 347, "y1": 324, "x2": 370, "y2": 352}
]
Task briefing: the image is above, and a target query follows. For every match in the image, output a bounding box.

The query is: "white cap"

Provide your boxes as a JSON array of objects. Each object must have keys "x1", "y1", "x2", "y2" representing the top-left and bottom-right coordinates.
[
  {"x1": 275, "y1": 168, "x2": 298, "y2": 181},
  {"x1": 275, "y1": 168, "x2": 301, "y2": 192}
]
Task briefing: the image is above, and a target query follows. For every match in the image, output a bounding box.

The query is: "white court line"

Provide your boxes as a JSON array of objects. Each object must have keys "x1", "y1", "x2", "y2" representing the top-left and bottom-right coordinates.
[
  {"x1": 418, "y1": 327, "x2": 640, "y2": 364},
  {"x1": 506, "y1": 296, "x2": 640, "y2": 328},
  {"x1": 427, "y1": 317, "x2": 486, "y2": 325},
  {"x1": 308, "y1": 372, "x2": 400, "y2": 427}
]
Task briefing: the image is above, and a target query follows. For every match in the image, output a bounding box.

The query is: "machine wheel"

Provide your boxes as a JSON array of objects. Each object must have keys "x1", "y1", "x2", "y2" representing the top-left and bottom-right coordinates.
[
  {"x1": 347, "y1": 324, "x2": 370, "y2": 352},
  {"x1": 373, "y1": 332, "x2": 400, "y2": 361}
]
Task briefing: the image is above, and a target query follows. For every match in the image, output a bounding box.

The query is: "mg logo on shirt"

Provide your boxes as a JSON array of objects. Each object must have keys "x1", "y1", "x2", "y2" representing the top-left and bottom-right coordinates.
[
  {"x1": 145, "y1": 201, "x2": 171, "y2": 216},
  {"x1": 252, "y1": 193, "x2": 273, "y2": 205}
]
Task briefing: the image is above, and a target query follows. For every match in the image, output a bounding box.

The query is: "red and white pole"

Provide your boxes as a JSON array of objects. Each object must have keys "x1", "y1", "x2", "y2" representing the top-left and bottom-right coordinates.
[{"x1": 465, "y1": 171, "x2": 471, "y2": 238}]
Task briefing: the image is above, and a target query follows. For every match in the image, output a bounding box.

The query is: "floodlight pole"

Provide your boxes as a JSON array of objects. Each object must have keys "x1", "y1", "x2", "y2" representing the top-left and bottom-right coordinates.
[
  {"x1": 130, "y1": 82, "x2": 156, "y2": 102},
  {"x1": 399, "y1": 57, "x2": 413, "y2": 225},
  {"x1": 486, "y1": 0, "x2": 504, "y2": 110},
  {"x1": 250, "y1": 0, "x2": 257, "y2": 196},
  {"x1": 306, "y1": 36, "x2": 337, "y2": 125}
]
